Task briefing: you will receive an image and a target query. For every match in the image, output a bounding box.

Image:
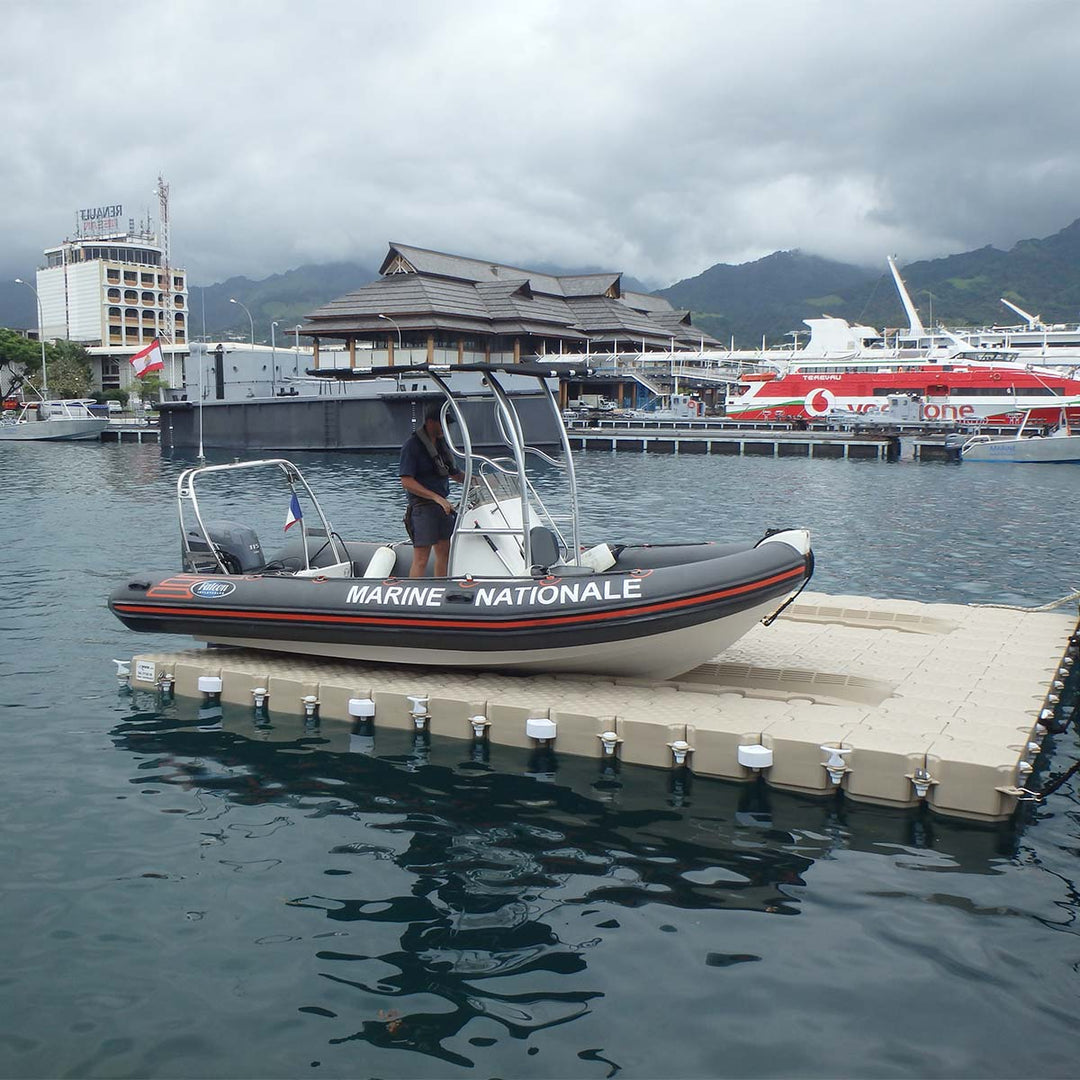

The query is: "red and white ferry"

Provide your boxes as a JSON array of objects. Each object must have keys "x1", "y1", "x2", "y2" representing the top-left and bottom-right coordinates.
[
  {"x1": 723, "y1": 256, "x2": 1080, "y2": 426},
  {"x1": 725, "y1": 323, "x2": 1080, "y2": 427}
]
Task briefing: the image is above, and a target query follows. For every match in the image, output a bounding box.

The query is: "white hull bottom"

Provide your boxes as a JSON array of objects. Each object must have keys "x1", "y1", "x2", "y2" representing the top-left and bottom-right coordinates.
[
  {"x1": 0, "y1": 420, "x2": 108, "y2": 442},
  {"x1": 196, "y1": 596, "x2": 780, "y2": 680}
]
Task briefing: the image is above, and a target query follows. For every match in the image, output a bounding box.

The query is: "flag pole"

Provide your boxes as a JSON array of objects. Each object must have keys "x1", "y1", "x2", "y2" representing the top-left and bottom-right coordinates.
[
  {"x1": 196, "y1": 343, "x2": 205, "y2": 462},
  {"x1": 294, "y1": 484, "x2": 309, "y2": 569}
]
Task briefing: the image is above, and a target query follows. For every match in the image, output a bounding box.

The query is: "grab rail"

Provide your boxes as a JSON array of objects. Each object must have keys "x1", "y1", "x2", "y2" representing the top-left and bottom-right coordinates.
[{"x1": 177, "y1": 458, "x2": 345, "y2": 575}]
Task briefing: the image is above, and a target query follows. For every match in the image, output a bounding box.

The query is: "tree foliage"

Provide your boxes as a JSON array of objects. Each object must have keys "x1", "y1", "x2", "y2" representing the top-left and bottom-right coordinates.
[
  {"x1": 0, "y1": 326, "x2": 44, "y2": 372},
  {"x1": 0, "y1": 329, "x2": 94, "y2": 397},
  {"x1": 41, "y1": 340, "x2": 93, "y2": 398},
  {"x1": 134, "y1": 373, "x2": 165, "y2": 402}
]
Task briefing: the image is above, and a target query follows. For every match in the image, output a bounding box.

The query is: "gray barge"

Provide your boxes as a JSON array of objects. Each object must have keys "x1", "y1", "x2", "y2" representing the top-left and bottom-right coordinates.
[{"x1": 157, "y1": 390, "x2": 560, "y2": 452}]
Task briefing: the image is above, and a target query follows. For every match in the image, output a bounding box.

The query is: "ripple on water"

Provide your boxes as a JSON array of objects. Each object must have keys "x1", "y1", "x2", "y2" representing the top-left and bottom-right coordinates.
[{"x1": 3, "y1": 444, "x2": 1080, "y2": 1079}]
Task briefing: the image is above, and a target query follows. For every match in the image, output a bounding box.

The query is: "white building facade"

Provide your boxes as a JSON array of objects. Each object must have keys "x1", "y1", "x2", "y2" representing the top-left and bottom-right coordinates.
[{"x1": 36, "y1": 204, "x2": 188, "y2": 392}]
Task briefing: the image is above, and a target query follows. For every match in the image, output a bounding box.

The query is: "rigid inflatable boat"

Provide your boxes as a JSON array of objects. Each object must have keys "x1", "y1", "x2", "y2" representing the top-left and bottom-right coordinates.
[{"x1": 109, "y1": 363, "x2": 813, "y2": 679}]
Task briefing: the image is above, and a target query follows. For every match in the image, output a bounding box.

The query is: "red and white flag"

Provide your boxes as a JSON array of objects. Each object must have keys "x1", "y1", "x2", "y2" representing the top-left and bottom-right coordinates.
[{"x1": 130, "y1": 339, "x2": 164, "y2": 377}]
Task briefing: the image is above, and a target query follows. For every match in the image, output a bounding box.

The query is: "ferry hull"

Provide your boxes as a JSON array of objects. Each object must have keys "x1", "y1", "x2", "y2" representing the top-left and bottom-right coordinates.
[{"x1": 726, "y1": 368, "x2": 1080, "y2": 427}]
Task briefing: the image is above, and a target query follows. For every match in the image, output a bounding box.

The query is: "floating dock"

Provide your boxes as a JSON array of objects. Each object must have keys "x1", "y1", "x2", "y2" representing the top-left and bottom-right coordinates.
[
  {"x1": 100, "y1": 422, "x2": 160, "y2": 443},
  {"x1": 125, "y1": 590, "x2": 1077, "y2": 822},
  {"x1": 567, "y1": 425, "x2": 957, "y2": 461}
]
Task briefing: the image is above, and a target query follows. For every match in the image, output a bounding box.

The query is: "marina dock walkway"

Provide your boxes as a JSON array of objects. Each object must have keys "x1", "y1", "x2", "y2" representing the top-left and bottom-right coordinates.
[
  {"x1": 126, "y1": 590, "x2": 1077, "y2": 822},
  {"x1": 568, "y1": 422, "x2": 956, "y2": 460}
]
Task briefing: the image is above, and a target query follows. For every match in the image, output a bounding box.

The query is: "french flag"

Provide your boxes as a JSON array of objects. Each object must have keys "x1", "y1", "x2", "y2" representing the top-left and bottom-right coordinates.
[
  {"x1": 130, "y1": 339, "x2": 164, "y2": 377},
  {"x1": 284, "y1": 492, "x2": 303, "y2": 531}
]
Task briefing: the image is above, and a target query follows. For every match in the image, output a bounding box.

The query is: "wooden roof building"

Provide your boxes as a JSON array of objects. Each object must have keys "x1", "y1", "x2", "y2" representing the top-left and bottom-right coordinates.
[{"x1": 301, "y1": 242, "x2": 717, "y2": 367}]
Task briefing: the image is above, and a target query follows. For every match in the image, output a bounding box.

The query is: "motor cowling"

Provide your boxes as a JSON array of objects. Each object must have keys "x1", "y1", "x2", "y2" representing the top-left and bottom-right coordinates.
[{"x1": 184, "y1": 520, "x2": 265, "y2": 574}]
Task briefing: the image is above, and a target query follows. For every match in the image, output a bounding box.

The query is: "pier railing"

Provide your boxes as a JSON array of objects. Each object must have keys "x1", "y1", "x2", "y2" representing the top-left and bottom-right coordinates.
[{"x1": 535, "y1": 349, "x2": 771, "y2": 384}]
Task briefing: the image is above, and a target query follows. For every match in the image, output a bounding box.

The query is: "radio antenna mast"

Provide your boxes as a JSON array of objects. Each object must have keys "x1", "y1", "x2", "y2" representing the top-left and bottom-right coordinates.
[{"x1": 156, "y1": 174, "x2": 173, "y2": 345}]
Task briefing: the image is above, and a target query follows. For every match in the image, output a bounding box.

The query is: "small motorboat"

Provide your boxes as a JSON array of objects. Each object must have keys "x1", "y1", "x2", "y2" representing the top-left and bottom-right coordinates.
[
  {"x1": 960, "y1": 409, "x2": 1080, "y2": 464},
  {"x1": 0, "y1": 399, "x2": 109, "y2": 442},
  {"x1": 109, "y1": 363, "x2": 813, "y2": 679}
]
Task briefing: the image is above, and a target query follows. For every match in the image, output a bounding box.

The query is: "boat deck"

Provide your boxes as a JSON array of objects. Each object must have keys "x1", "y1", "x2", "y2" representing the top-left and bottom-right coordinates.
[{"x1": 125, "y1": 590, "x2": 1077, "y2": 822}]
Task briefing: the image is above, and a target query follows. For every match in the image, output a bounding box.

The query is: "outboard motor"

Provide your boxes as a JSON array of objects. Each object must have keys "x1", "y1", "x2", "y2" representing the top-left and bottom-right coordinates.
[{"x1": 184, "y1": 520, "x2": 265, "y2": 575}]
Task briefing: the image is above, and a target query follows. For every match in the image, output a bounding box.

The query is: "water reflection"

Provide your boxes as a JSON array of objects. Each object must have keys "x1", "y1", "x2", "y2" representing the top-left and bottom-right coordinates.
[{"x1": 110, "y1": 695, "x2": 1025, "y2": 1069}]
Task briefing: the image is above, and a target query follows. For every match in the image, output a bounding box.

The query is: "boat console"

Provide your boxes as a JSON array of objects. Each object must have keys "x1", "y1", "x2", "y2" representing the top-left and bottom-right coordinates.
[{"x1": 177, "y1": 363, "x2": 587, "y2": 582}]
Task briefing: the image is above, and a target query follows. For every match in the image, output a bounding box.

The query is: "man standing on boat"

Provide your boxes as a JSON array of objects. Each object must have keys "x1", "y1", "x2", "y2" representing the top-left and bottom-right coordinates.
[{"x1": 399, "y1": 403, "x2": 465, "y2": 578}]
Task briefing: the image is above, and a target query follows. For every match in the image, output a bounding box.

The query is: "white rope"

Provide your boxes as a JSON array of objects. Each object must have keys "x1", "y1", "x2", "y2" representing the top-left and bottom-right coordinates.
[{"x1": 972, "y1": 589, "x2": 1080, "y2": 613}]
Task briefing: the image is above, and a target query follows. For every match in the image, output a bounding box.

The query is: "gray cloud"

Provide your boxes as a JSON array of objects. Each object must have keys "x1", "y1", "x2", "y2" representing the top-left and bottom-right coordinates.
[{"x1": 3, "y1": 0, "x2": 1079, "y2": 289}]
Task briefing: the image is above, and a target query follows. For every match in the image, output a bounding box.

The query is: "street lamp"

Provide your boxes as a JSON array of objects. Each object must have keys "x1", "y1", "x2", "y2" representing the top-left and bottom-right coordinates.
[
  {"x1": 378, "y1": 313, "x2": 403, "y2": 355},
  {"x1": 918, "y1": 289, "x2": 935, "y2": 340},
  {"x1": 14, "y1": 278, "x2": 47, "y2": 399},
  {"x1": 270, "y1": 320, "x2": 278, "y2": 396},
  {"x1": 229, "y1": 297, "x2": 255, "y2": 349},
  {"x1": 294, "y1": 324, "x2": 302, "y2": 376}
]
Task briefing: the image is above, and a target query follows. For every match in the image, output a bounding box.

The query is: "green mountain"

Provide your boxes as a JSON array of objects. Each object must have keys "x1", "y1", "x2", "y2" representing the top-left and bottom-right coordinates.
[
  {"x1": 656, "y1": 251, "x2": 878, "y2": 346},
  {"x1": 191, "y1": 261, "x2": 377, "y2": 343},
  {"x1": 658, "y1": 218, "x2": 1080, "y2": 347},
  {"x1": 851, "y1": 219, "x2": 1080, "y2": 333}
]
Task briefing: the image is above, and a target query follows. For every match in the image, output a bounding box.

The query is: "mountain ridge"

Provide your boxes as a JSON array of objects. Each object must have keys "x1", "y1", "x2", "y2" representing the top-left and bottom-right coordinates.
[
  {"x1": 658, "y1": 219, "x2": 1080, "y2": 344},
  {"x1": 3, "y1": 218, "x2": 1079, "y2": 345}
]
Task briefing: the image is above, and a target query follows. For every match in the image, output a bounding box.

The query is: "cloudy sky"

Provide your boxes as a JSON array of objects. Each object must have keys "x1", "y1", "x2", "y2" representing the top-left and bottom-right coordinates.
[{"x1": 4, "y1": 0, "x2": 1080, "y2": 288}]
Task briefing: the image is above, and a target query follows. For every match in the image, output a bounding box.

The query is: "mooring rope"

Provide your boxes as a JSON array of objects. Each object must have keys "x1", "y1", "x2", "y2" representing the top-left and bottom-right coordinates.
[
  {"x1": 972, "y1": 589, "x2": 1080, "y2": 613},
  {"x1": 1034, "y1": 759, "x2": 1080, "y2": 800}
]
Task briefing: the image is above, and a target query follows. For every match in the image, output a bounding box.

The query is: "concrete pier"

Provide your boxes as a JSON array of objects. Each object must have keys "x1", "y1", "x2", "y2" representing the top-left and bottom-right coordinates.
[{"x1": 125, "y1": 590, "x2": 1077, "y2": 822}]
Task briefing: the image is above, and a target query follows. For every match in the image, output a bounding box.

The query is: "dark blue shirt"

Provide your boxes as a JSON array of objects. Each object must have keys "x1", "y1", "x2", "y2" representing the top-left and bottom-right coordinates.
[{"x1": 399, "y1": 432, "x2": 453, "y2": 502}]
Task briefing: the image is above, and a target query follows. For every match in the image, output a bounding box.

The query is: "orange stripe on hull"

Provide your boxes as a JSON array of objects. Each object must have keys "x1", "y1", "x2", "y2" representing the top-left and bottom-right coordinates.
[{"x1": 114, "y1": 564, "x2": 806, "y2": 631}]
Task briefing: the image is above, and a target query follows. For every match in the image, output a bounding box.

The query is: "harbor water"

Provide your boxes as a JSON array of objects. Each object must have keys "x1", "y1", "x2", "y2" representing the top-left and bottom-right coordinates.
[{"x1": 3, "y1": 441, "x2": 1079, "y2": 1079}]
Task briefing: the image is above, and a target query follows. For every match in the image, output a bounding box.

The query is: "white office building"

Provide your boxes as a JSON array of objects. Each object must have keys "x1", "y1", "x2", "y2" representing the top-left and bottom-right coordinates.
[{"x1": 36, "y1": 203, "x2": 188, "y2": 392}]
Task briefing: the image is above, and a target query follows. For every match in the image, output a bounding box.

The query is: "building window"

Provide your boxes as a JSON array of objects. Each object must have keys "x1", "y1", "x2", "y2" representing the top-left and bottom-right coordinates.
[
  {"x1": 141, "y1": 273, "x2": 154, "y2": 286},
  {"x1": 106, "y1": 270, "x2": 120, "y2": 283},
  {"x1": 101, "y1": 358, "x2": 121, "y2": 390},
  {"x1": 124, "y1": 271, "x2": 137, "y2": 284},
  {"x1": 141, "y1": 291, "x2": 155, "y2": 304},
  {"x1": 173, "y1": 293, "x2": 184, "y2": 309},
  {"x1": 174, "y1": 312, "x2": 185, "y2": 326}
]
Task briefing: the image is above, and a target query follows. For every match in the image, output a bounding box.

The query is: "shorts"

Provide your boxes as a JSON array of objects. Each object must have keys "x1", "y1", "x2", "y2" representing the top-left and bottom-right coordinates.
[{"x1": 407, "y1": 501, "x2": 456, "y2": 546}]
